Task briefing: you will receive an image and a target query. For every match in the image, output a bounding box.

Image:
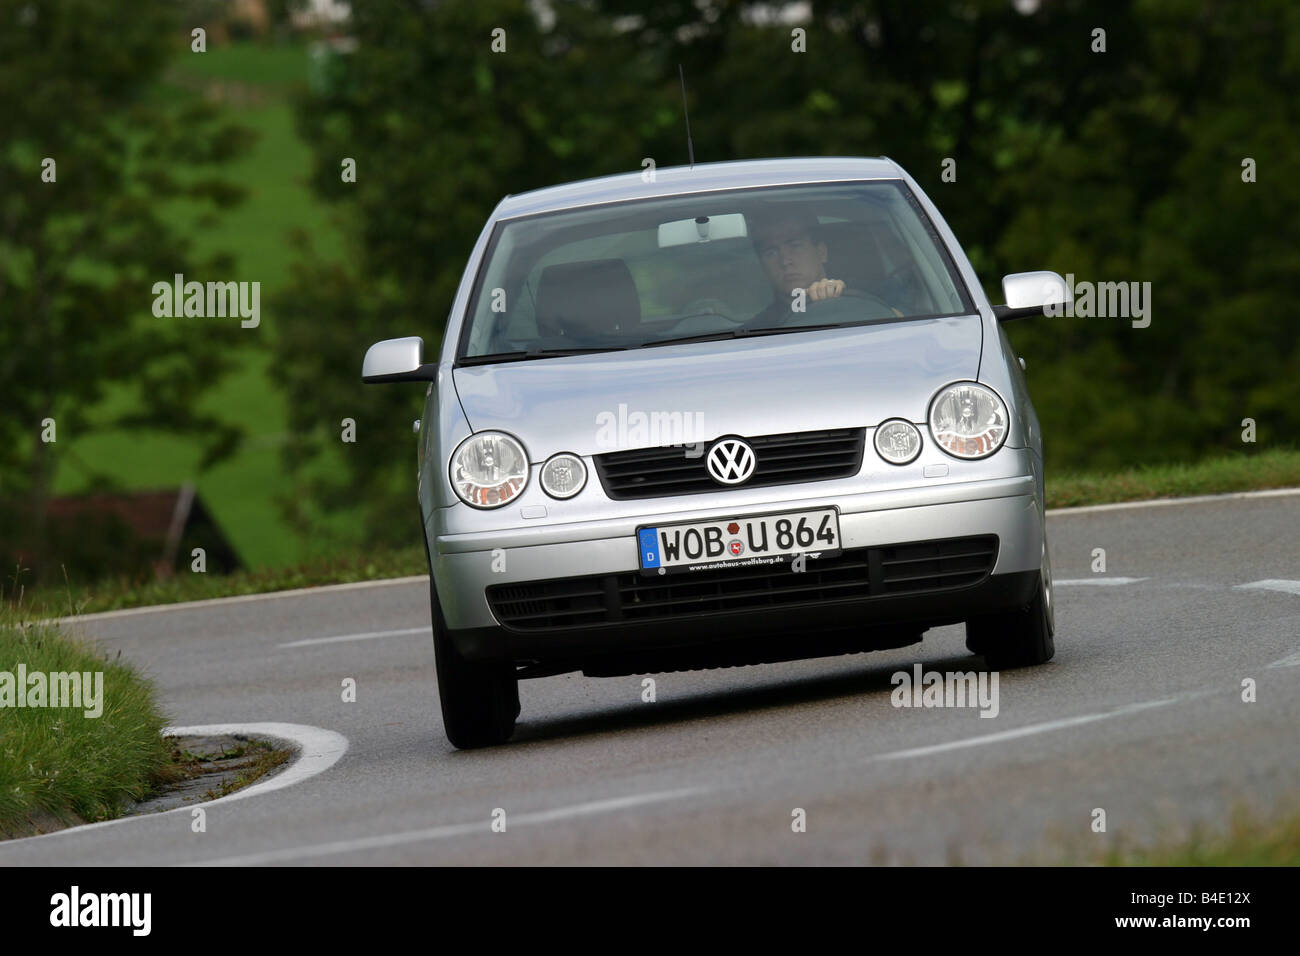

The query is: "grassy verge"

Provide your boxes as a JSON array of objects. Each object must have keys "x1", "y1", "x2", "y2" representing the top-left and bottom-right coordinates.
[
  {"x1": 7, "y1": 545, "x2": 426, "y2": 619},
  {"x1": 1097, "y1": 807, "x2": 1300, "y2": 866},
  {"x1": 1047, "y1": 446, "x2": 1300, "y2": 509},
  {"x1": 0, "y1": 612, "x2": 177, "y2": 837}
]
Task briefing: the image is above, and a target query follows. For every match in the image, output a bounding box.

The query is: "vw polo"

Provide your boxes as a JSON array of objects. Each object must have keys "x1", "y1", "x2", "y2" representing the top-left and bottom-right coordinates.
[{"x1": 363, "y1": 157, "x2": 1067, "y2": 748}]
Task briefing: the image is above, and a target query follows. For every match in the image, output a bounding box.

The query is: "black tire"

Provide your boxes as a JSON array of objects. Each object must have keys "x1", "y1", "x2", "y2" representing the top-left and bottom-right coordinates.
[
  {"x1": 424, "y1": 549, "x2": 519, "y2": 748},
  {"x1": 965, "y1": 572, "x2": 1055, "y2": 670}
]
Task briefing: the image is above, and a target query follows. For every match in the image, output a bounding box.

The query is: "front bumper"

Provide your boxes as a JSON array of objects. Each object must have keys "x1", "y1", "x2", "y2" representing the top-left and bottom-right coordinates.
[{"x1": 430, "y1": 474, "x2": 1043, "y2": 647}]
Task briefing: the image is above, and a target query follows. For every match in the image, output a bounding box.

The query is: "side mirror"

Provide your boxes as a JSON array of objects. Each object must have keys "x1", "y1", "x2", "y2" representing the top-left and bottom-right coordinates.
[
  {"x1": 362, "y1": 336, "x2": 436, "y2": 383},
  {"x1": 993, "y1": 271, "x2": 1070, "y2": 322}
]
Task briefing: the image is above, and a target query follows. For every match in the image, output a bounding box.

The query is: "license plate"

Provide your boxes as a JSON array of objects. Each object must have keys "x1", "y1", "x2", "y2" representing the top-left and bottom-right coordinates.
[{"x1": 637, "y1": 508, "x2": 841, "y2": 575}]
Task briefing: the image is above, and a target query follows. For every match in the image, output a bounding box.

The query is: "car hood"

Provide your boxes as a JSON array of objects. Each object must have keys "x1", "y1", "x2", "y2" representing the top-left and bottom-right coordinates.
[{"x1": 451, "y1": 316, "x2": 982, "y2": 461}]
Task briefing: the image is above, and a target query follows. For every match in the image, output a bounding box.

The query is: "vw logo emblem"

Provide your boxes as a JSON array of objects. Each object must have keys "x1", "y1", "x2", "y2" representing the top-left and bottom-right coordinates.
[{"x1": 706, "y1": 438, "x2": 756, "y2": 485}]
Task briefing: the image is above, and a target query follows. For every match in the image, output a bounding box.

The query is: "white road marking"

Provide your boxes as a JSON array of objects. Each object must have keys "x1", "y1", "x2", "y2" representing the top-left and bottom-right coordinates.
[
  {"x1": 278, "y1": 626, "x2": 430, "y2": 649},
  {"x1": 1054, "y1": 577, "x2": 1149, "y2": 586},
  {"x1": 1266, "y1": 649, "x2": 1300, "y2": 669},
  {"x1": 1047, "y1": 485, "x2": 1300, "y2": 516},
  {"x1": 0, "y1": 723, "x2": 348, "y2": 846},
  {"x1": 1236, "y1": 579, "x2": 1300, "y2": 597},
  {"x1": 195, "y1": 787, "x2": 705, "y2": 866},
  {"x1": 870, "y1": 697, "x2": 1185, "y2": 762},
  {"x1": 50, "y1": 575, "x2": 429, "y2": 624}
]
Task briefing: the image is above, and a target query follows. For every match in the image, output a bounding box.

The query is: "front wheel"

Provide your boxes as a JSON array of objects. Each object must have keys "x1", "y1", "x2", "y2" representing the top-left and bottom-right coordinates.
[
  {"x1": 430, "y1": 580, "x2": 519, "y2": 748},
  {"x1": 965, "y1": 571, "x2": 1055, "y2": 669}
]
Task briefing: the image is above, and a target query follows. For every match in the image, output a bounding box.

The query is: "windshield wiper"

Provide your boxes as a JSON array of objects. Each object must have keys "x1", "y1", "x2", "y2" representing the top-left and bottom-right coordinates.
[
  {"x1": 460, "y1": 324, "x2": 851, "y2": 363},
  {"x1": 636, "y1": 323, "x2": 844, "y2": 349},
  {"x1": 457, "y1": 346, "x2": 629, "y2": 367}
]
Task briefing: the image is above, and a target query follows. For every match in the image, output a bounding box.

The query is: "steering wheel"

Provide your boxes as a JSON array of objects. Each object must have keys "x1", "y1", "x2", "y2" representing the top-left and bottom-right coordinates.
[
  {"x1": 808, "y1": 287, "x2": 897, "y2": 317},
  {"x1": 677, "y1": 297, "x2": 734, "y2": 319},
  {"x1": 663, "y1": 299, "x2": 745, "y2": 337},
  {"x1": 744, "y1": 288, "x2": 898, "y2": 331}
]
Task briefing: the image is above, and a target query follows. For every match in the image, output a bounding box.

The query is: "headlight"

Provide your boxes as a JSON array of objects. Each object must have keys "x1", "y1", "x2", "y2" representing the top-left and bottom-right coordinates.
[
  {"x1": 874, "y1": 419, "x2": 922, "y2": 464},
  {"x1": 449, "y1": 432, "x2": 529, "y2": 508},
  {"x1": 540, "y1": 453, "x2": 587, "y2": 499},
  {"x1": 928, "y1": 382, "x2": 1009, "y2": 459}
]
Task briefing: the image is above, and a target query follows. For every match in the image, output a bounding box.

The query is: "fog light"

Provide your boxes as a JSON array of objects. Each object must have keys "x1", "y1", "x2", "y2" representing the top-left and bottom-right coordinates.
[
  {"x1": 874, "y1": 419, "x2": 923, "y2": 464},
  {"x1": 540, "y1": 453, "x2": 586, "y2": 499}
]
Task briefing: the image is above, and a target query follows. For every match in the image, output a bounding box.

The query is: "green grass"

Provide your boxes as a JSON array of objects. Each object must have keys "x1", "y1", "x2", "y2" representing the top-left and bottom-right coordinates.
[
  {"x1": 1040, "y1": 802, "x2": 1300, "y2": 865},
  {"x1": 171, "y1": 42, "x2": 319, "y2": 93},
  {"x1": 1096, "y1": 807, "x2": 1300, "y2": 866},
  {"x1": 12, "y1": 545, "x2": 426, "y2": 618},
  {"x1": 0, "y1": 611, "x2": 175, "y2": 836},
  {"x1": 1047, "y1": 446, "x2": 1300, "y2": 509}
]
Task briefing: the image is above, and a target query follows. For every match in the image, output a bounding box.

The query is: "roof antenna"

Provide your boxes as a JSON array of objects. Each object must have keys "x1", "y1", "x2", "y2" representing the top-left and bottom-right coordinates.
[{"x1": 678, "y1": 63, "x2": 695, "y2": 169}]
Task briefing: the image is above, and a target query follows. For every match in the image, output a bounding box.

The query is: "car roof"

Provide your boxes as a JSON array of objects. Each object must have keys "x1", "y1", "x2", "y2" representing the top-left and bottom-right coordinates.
[{"x1": 493, "y1": 156, "x2": 905, "y2": 221}]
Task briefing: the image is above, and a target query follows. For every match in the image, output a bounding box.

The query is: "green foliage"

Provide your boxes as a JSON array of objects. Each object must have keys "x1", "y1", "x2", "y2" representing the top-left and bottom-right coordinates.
[
  {"x1": 997, "y1": 0, "x2": 1300, "y2": 468},
  {"x1": 0, "y1": 0, "x2": 255, "y2": 582},
  {"x1": 55, "y1": 54, "x2": 350, "y2": 570}
]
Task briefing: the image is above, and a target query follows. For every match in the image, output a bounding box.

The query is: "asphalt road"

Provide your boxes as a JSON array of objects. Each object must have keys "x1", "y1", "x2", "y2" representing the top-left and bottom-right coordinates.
[{"x1": 4, "y1": 491, "x2": 1298, "y2": 865}]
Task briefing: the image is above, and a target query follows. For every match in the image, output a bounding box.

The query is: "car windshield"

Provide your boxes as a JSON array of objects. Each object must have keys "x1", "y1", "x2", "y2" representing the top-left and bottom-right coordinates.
[{"x1": 457, "y1": 181, "x2": 974, "y2": 361}]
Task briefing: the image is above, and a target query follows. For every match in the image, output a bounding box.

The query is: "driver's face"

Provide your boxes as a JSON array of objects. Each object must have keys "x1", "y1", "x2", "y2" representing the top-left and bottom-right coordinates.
[{"x1": 754, "y1": 222, "x2": 828, "y2": 297}]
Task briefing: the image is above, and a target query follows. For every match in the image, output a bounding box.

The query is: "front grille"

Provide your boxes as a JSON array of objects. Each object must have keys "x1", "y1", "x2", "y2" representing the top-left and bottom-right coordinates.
[
  {"x1": 488, "y1": 535, "x2": 998, "y2": 630},
  {"x1": 593, "y1": 428, "x2": 866, "y2": 500}
]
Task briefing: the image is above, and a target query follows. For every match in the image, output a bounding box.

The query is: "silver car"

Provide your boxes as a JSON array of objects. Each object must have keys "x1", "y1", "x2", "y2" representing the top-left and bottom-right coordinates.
[{"x1": 364, "y1": 157, "x2": 1067, "y2": 748}]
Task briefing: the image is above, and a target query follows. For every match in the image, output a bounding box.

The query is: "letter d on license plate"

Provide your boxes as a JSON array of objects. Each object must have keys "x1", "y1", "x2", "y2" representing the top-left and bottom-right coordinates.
[{"x1": 637, "y1": 508, "x2": 840, "y2": 575}]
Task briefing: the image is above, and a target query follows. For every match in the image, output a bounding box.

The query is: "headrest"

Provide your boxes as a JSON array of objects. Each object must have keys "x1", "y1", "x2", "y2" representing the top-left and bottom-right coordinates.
[{"x1": 535, "y1": 258, "x2": 641, "y2": 340}]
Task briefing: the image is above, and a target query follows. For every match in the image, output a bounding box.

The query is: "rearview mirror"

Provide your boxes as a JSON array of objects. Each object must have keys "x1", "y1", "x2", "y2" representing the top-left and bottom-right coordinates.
[
  {"x1": 362, "y1": 336, "x2": 435, "y2": 383},
  {"x1": 658, "y1": 213, "x2": 748, "y2": 248},
  {"x1": 994, "y1": 271, "x2": 1070, "y2": 322}
]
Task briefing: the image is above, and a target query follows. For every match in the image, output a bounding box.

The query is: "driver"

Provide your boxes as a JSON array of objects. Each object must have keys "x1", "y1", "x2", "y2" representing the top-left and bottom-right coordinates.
[{"x1": 748, "y1": 213, "x2": 848, "y2": 324}]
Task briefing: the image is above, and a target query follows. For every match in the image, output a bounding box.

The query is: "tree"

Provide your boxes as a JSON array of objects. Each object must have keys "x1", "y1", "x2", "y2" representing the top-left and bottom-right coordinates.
[
  {"x1": 0, "y1": 0, "x2": 254, "y2": 585},
  {"x1": 994, "y1": 0, "x2": 1300, "y2": 468}
]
